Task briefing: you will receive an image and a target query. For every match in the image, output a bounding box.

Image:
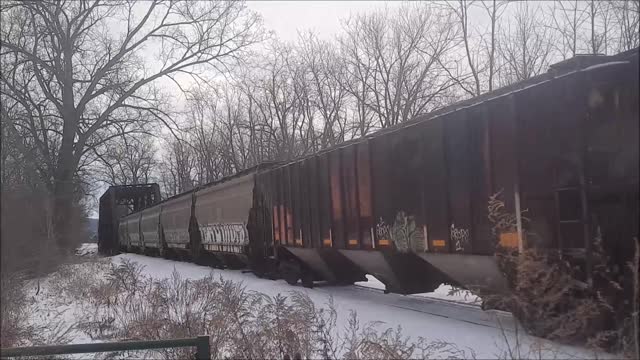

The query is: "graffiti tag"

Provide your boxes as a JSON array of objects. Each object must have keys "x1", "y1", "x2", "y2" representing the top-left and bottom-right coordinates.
[
  {"x1": 450, "y1": 223, "x2": 470, "y2": 252},
  {"x1": 201, "y1": 223, "x2": 248, "y2": 245}
]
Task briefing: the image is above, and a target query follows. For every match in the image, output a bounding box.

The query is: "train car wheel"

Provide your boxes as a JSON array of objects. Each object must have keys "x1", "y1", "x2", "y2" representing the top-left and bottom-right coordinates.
[
  {"x1": 285, "y1": 274, "x2": 299, "y2": 285},
  {"x1": 279, "y1": 261, "x2": 300, "y2": 285},
  {"x1": 301, "y1": 270, "x2": 314, "y2": 289}
]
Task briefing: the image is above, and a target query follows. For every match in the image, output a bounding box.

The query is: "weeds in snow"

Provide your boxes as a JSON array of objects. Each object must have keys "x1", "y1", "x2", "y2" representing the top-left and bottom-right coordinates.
[
  {"x1": 0, "y1": 271, "x2": 75, "y2": 348},
  {"x1": 30, "y1": 258, "x2": 475, "y2": 359}
]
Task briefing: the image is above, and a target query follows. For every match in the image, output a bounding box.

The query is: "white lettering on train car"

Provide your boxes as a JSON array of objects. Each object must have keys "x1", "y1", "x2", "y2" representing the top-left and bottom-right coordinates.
[
  {"x1": 164, "y1": 229, "x2": 190, "y2": 245},
  {"x1": 200, "y1": 223, "x2": 248, "y2": 246}
]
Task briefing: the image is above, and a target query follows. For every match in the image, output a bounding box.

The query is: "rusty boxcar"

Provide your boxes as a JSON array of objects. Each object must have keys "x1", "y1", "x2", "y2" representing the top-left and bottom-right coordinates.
[{"x1": 100, "y1": 48, "x2": 639, "y2": 298}]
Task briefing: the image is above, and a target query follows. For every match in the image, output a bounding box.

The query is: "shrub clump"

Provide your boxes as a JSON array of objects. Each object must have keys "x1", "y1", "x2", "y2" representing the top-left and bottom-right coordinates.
[{"x1": 485, "y1": 191, "x2": 637, "y2": 356}]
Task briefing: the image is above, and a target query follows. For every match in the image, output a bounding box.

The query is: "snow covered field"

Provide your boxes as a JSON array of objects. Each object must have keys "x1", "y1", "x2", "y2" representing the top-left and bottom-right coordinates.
[{"x1": 21, "y1": 244, "x2": 612, "y2": 359}]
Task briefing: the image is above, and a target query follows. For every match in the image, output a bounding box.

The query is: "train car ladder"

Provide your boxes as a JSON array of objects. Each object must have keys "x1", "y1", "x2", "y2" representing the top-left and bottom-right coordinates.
[{"x1": 553, "y1": 179, "x2": 592, "y2": 286}]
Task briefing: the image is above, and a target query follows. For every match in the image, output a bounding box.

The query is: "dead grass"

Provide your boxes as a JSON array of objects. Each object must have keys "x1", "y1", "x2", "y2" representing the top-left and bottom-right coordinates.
[
  {"x1": 485, "y1": 191, "x2": 637, "y2": 357},
  {"x1": 36, "y1": 259, "x2": 475, "y2": 359},
  {"x1": 0, "y1": 271, "x2": 75, "y2": 349}
]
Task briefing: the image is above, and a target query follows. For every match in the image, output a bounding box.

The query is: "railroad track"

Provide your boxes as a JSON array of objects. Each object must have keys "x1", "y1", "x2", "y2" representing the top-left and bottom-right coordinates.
[{"x1": 309, "y1": 280, "x2": 516, "y2": 332}]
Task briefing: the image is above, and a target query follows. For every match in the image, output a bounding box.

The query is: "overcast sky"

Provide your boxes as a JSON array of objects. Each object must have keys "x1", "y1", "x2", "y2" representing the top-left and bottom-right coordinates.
[{"x1": 247, "y1": 1, "x2": 404, "y2": 42}]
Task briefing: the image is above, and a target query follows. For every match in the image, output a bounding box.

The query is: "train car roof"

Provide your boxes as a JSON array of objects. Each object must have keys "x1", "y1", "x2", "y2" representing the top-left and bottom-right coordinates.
[
  {"x1": 259, "y1": 47, "x2": 639, "y2": 172},
  {"x1": 113, "y1": 47, "x2": 638, "y2": 217},
  {"x1": 117, "y1": 161, "x2": 281, "y2": 218}
]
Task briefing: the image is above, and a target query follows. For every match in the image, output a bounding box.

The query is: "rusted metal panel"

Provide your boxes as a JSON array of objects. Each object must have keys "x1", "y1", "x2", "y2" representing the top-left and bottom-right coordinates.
[
  {"x1": 444, "y1": 109, "x2": 474, "y2": 254},
  {"x1": 387, "y1": 125, "x2": 427, "y2": 253},
  {"x1": 356, "y1": 141, "x2": 374, "y2": 249},
  {"x1": 329, "y1": 149, "x2": 346, "y2": 249},
  {"x1": 585, "y1": 63, "x2": 639, "y2": 186},
  {"x1": 556, "y1": 74, "x2": 589, "y2": 250},
  {"x1": 466, "y1": 106, "x2": 495, "y2": 255},
  {"x1": 278, "y1": 167, "x2": 288, "y2": 246},
  {"x1": 307, "y1": 156, "x2": 322, "y2": 248},
  {"x1": 281, "y1": 167, "x2": 291, "y2": 246},
  {"x1": 290, "y1": 162, "x2": 303, "y2": 247},
  {"x1": 583, "y1": 61, "x2": 639, "y2": 263},
  {"x1": 514, "y1": 80, "x2": 558, "y2": 249},
  {"x1": 159, "y1": 195, "x2": 193, "y2": 249},
  {"x1": 422, "y1": 118, "x2": 450, "y2": 252},
  {"x1": 318, "y1": 154, "x2": 333, "y2": 247},
  {"x1": 269, "y1": 170, "x2": 281, "y2": 246},
  {"x1": 486, "y1": 95, "x2": 519, "y2": 248},
  {"x1": 194, "y1": 174, "x2": 253, "y2": 253},
  {"x1": 370, "y1": 134, "x2": 393, "y2": 248},
  {"x1": 299, "y1": 159, "x2": 313, "y2": 248},
  {"x1": 342, "y1": 145, "x2": 360, "y2": 248}
]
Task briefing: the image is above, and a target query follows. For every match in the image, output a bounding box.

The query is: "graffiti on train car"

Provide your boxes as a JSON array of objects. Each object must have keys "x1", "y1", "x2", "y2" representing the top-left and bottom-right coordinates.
[
  {"x1": 450, "y1": 223, "x2": 470, "y2": 252},
  {"x1": 164, "y1": 230, "x2": 189, "y2": 246},
  {"x1": 375, "y1": 212, "x2": 425, "y2": 252},
  {"x1": 376, "y1": 218, "x2": 391, "y2": 246},
  {"x1": 201, "y1": 223, "x2": 249, "y2": 245}
]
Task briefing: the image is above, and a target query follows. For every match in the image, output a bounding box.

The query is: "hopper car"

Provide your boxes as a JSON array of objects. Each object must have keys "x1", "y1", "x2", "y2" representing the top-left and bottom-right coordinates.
[{"x1": 99, "y1": 48, "x2": 639, "y2": 297}]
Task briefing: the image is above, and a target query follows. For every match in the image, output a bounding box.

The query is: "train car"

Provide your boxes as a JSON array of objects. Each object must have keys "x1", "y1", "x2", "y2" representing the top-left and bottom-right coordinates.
[
  {"x1": 139, "y1": 205, "x2": 163, "y2": 255},
  {"x1": 159, "y1": 191, "x2": 195, "y2": 258},
  {"x1": 194, "y1": 170, "x2": 256, "y2": 268},
  {"x1": 254, "y1": 47, "x2": 639, "y2": 294},
  {"x1": 98, "y1": 184, "x2": 160, "y2": 255},
  {"x1": 99, "y1": 48, "x2": 639, "y2": 298}
]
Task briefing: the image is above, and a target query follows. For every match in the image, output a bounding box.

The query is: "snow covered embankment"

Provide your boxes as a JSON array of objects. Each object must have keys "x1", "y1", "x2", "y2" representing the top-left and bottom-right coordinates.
[{"x1": 19, "y1": 244, "x2": 613, "y2": 359}]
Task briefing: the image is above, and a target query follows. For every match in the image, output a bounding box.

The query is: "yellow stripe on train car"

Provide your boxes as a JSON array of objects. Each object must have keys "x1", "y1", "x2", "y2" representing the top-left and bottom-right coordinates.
[
  {"x1": 499, "y1": 232, "x2": 519, "y2": 248},
  {"x1": 432, "y1": 239, "x2": 446, "y2": 247}
]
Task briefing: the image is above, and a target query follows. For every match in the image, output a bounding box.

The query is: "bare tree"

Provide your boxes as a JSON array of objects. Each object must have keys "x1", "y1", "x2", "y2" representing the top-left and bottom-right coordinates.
[
  {"x1": 441, "y1": 0, "x2": 507, "y2": 96},
  {"x1": 94, "y1": 133, "x2": 157, "y2": 186},
  {"x1": 157, "y1": 136, "x2": 196, "y2": 198},
  {"x1": 498, "y1": 2, "x2": 557, "y2": 85},
  {"x1": 448, "y1": 0, "x2": 483, "y2": 97},
  {"x1": 549, "y1": 1, "x2": 589, "y2": 58},
  {"x1": 0, "y1": 0, "x2": 262, "y2": 249},
  {"x1": 340, "y1": 4, "x2": 459, "y2": 129},
  {"x1": 338, "y1": 18, "x2": 377, "y2": 137},
  {"x1": 298, "y1": 32, "x2": 349, "y2": 147},
  {"x1": 241, "y1": 41, "x2": 309, "y2": 160},
  {"x1": 480, "y1": 0, "x2": 508, "y2": 92},
  {"x1": 585, "y1": 0, "x2": 616, "y2": 54},
  {"x1": 609, "y1": 0, "x2": 640, "y2": 51}
]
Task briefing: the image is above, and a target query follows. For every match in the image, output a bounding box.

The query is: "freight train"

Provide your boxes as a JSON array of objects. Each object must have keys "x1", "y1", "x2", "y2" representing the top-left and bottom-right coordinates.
[{"x1": 99, "y1": 48, "x2": 639, "y2": 297}]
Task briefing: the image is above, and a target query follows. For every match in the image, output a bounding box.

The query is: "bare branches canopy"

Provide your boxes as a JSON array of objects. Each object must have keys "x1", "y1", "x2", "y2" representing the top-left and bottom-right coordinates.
[
  {"x1": 1, "y1": 0, "x2": 263, "y2": 249},
  {"x1": 1, "y1": 0, "x2": 638, "y2": 247}
]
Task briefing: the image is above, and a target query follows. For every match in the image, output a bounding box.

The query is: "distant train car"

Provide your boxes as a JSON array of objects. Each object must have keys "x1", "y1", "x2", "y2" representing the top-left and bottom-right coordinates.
[
  {"x1": 100, "y1": 48, "x2": 639, "y2": 298},
  {"x1": 98, "y1": 184, "x2": 160, "y2": 255}
]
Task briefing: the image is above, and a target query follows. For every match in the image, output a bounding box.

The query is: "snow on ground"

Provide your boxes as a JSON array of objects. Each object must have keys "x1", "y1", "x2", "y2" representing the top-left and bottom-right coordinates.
[
  {"x1": 21, "y1": 244, "x2": 613, "y2": 359},
  {"x1": 356, "y1": 274, "x2": 482, "y2": 305},
  {"x1": 111, "y1": 253, "x2": 609, "y2": 359},
  {"x1": 75, "y1": 242, "x2": 98, "y2": 256}
]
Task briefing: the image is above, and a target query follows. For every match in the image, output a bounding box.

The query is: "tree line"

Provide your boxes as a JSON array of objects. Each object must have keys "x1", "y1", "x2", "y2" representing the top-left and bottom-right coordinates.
[{"x1": 1, "y1": 0, "x2": 638, "y2": 257}]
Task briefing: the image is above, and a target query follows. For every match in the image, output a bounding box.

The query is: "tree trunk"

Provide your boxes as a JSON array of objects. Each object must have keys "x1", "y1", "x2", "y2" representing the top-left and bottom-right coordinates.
[
  {"x1": 53, "y1": 172, "x2": 76, "y2": 252},
  {"x1": 53, "y1": 39, "x2": 80, "y2": 252}
]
